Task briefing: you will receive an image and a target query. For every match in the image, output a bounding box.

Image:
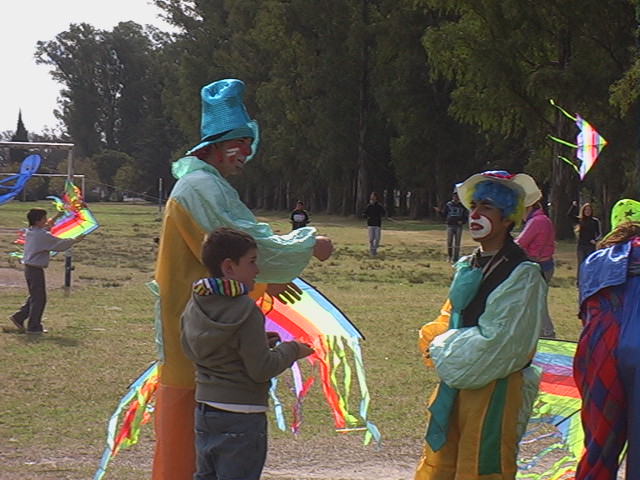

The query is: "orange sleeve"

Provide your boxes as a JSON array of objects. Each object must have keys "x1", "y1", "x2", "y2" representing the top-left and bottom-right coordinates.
[{"x1": 417, "y1": 299, "x2": 451, "y2": 368}]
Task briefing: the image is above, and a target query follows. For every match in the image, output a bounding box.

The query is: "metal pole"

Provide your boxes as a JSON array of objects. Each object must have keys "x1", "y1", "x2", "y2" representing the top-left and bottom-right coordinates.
[
  {"x1": 64, "y1": 149, "x2": 74, "y2": 288},
  {"x1": 158, "y1": 177, "x2": 163, "y2": 215}
]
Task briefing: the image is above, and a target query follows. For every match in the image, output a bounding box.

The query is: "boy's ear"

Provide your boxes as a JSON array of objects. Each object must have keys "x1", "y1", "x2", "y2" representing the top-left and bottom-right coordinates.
[{"x1": 220, "y1": 257, "x2": 235, "y2": 276}]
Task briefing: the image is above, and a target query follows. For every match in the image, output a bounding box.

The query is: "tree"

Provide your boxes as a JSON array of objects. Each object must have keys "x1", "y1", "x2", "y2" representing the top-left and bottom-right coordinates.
[
  {"x1": 36, "y1": 21, "x2": 183, "y2": 196},
  {"x1": 9, "y1": 111, "x2": 29, "y2": 164},
  {"x1": 418, "y1": 0, "x2": 637, "y2": 237}
]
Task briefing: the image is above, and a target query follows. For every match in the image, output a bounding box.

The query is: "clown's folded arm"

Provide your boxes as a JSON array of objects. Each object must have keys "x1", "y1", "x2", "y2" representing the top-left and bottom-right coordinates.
[{"x1": 429, "y1": 261, "x2": 546, "y2": 390}]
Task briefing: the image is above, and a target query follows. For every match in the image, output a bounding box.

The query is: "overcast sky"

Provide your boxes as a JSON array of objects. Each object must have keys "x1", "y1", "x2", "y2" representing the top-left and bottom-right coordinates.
[{"x1": 0, "y1": 0, "x2": 175, "y2": 135}]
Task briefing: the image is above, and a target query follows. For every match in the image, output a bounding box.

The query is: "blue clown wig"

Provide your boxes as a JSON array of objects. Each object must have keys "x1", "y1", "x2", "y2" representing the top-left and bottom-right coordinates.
[{"x1": 469, "y1": 180, "x2": 525, "y2": 226}]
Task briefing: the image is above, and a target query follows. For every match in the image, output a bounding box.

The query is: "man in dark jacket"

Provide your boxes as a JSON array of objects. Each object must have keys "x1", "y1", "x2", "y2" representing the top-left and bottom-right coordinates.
[
  {"x1": 435, "y1": 191, "x2": 468, "y2": 263},
  {"x1": 363, "y1": 192, "x2": 386, "y2": 256}
]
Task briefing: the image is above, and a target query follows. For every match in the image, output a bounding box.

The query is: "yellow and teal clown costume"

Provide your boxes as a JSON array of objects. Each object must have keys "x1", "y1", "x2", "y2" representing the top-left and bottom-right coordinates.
[
  {"x1": 151, "y1": 80, "x2": 318, "y2": 480},
  {"x1": 415, "y1": 171, "x2": 547, "y2": 480}
]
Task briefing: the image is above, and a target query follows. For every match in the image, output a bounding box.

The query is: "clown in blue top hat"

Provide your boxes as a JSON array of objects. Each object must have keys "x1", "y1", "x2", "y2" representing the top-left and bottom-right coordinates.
[
  {"x1": 152, "y1": 79, "x2": 333, "y2": 480},
  {"x1": 186, "y1": 78, "x2": 260, "y2": 169}
]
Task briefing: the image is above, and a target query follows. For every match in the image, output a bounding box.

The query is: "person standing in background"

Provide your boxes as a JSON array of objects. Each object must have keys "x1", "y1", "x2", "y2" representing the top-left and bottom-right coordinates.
[
  {"x1": 290, "y1": 201, "x2": 310, "y2": 230},
  {"x1": 567, "y1": 200, "x2": 580, "y2": 226},
  {"x1": 573, "y1": 203, "x2": 602, "y2": 277},
  {"x1": 515, "y1": 200, "x2": 557, "y2": 338},
  {"x1": 434, "y1": 191, "x2": 468, "y2": 263},
  {"x1": 363, "y1": 192, "x2": 386, "y2": 256}
]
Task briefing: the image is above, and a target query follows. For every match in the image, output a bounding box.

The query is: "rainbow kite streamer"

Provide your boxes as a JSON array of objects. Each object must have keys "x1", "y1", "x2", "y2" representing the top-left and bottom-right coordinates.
[
  {"x1": 257, "y1": 277, "x2": 380, "y2": 444},
  {"x1": 517, "y1": 339, "x2": 583, "y2": 479},
  {"x1": 548, "y1": 99, "x2": 607, "y2": 181},
  {"x1": 0, "y1": 154, "x2": 41, "y2": 205},
  {"x1": 94, "y1": 278, "x2": 379, "y2": 478},
  {"x1": 94, "y1": 363, "x2": 158, "y2": 480}
]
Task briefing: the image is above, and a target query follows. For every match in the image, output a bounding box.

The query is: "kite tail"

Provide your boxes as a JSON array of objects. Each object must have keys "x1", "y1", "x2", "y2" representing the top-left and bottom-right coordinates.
[
  {"x1": 549, "y1": 99, "x2": 577, "y2": 122},
  {"x1": 328, "y1": 336, "x2": 359, "y2": 425},
  {"x1": 347, "y1": 336, "x2": 381, "y2": 445},
  {"x1": 269, "y1": 375, "x2": 287, "y2": 431},
  {"x1": 314, "y1": 336, "x2": 347, "y2": 429},
  {"x1": 547, "y1": 135, "x2": 578, "y2": 149},
  {"x1": 323, "y1": 335, "x2": 380, "y2": 445},
  {"x1": 556, "y1": 155, "x2": 580, "y2": 175},
  {"x1": 290, "y1": 376, "x2": 315, "y2": 433},
  {"x1": 94, "y1": 362, "x2": 158, "y2": 480}
]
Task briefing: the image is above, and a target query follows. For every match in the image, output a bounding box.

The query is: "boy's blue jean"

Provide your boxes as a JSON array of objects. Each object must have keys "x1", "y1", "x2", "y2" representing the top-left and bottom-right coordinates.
[{"x1": 194, "y1": 403, "x2": 267, "y2": 480}]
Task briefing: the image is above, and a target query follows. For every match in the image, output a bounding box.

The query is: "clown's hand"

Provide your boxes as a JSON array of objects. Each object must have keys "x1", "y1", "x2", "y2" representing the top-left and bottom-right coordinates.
[
  {"x1": 313, "y1": 236, "x2": 333, "y2": 261},
  {"x1": 418, "y1": 321, "x2": 449, "y2": 368},
  {"x1": 267, "y1": 282, "x2": 303, "y2": 304}
]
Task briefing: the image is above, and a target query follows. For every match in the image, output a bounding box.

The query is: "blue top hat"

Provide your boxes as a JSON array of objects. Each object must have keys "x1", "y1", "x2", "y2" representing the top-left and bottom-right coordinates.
[{"x1": 186, "y1": 79, "x2": 260, "y2": 161}]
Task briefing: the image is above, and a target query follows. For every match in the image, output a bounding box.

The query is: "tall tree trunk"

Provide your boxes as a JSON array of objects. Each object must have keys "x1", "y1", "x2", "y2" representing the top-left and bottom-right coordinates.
[
  {"x1": 355, "y1": 0, "x2": 370, "y2": 214},
  {"x1": 550, "y1": 27, "x2": 578, "y2": 240}
]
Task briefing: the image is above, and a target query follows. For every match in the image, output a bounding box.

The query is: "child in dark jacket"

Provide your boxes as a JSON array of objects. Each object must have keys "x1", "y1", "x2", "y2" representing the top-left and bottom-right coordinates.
[{"x1": 180, "y1": 226, "x2": 314, "y2": 480}]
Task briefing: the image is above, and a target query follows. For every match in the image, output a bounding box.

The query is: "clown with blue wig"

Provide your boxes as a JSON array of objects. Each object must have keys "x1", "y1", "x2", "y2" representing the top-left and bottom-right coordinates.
[{"x1": 415, "y1": 170, "x2": 548, "y2": 479}]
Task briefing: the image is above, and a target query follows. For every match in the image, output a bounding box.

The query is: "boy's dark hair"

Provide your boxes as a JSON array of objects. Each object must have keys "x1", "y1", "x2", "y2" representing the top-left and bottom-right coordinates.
[
  {"x1": 27, "y1": 208, "x2": 47, "y2": 226},
  {"x1": 201, "y1": 227, "x2": 257, "y2": 277}
]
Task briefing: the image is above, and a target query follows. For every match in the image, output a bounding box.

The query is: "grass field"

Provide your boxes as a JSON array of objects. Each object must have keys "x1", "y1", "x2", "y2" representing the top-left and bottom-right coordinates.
[{"x1": 0, "y1": 201, "x2": 585, "y2": 479}]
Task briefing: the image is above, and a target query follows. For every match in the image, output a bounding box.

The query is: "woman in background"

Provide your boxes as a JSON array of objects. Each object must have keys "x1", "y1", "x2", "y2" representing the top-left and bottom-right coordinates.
[{"x1": 574, "y1": 203, "x2": 601, "y2": 277}]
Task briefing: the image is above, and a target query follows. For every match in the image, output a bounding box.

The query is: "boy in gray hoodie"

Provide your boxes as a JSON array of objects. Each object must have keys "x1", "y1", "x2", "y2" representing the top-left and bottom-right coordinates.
[{"x1": 180, "y1": 226, "x2": 314, "y2": 480}]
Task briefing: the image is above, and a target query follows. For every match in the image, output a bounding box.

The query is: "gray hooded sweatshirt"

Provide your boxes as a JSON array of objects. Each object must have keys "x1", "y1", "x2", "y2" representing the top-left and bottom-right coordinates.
[{"x1": 180, "y1": 286, "x2": 301, "y2": 407}]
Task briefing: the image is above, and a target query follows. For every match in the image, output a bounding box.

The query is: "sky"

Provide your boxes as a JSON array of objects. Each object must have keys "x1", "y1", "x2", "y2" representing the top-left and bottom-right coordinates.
[{"x1": 0, "y1": 0, "x2": 176, "y2": 135}]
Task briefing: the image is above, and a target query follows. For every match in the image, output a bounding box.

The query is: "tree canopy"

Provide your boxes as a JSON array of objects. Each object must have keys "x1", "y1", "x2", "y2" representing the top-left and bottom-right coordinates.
[{"x1": 11, "y1": 0, "x2": 639, "y2": 235}]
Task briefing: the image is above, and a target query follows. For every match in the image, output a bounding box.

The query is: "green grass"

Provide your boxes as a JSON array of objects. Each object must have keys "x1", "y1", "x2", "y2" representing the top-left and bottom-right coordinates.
[{"x1": 0, "y1": 202, "x2": 583, "y2": 478}]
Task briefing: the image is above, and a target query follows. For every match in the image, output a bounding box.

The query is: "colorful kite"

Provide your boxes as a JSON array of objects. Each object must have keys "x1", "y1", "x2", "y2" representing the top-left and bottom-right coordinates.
[
  {"x1": 517, "y1": 339, "x2": 583, "y2": 479},
  {"x1": 48, "y1": 180, "x2": 100, "y2": 238},
  {"x1": 10, "y1": 180, "x2": 99, "y2": 258},
  {"x1": 94, "y1": 363, "x2": 158, "y2": 480},
  {"x1": 548, "y1": 99, "x2": 607, "y2": 180},
  {"x1": 94, "y1": 278, "x2": 379, "y2": 478},
  {"x1": 0, "y1": 154, "x2": 41, "y2": 205},
  {"x1": 257, "y1": 277, "x2": 380, "y2": 443}
]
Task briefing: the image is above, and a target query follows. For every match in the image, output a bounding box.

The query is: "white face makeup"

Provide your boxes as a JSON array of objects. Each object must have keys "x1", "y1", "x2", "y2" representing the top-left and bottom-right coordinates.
[
  {"x1": 222, "y1": 145, "x2": 248, "y2": 174},
  {"x1": 224, "y1": 147, "x2": 241, "y2": 158},
  {"x1": 469, "y1": 214, "x2": 493, "y2": 240}
]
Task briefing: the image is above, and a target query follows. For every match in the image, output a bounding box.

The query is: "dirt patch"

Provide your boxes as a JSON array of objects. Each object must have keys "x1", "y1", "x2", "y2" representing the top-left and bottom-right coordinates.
[
  {"x1": 263, "y1": 436, "x2": 418, "y2": 480},
  {"x1": 0, "y1": 435, "x2": 418, "y2": 480},
  {"x1": 0, "y1": 264, "x2": 26, "y2": 288},
  {"x1": 0, "y1": 263, "x2": 68, "y2": 289}
]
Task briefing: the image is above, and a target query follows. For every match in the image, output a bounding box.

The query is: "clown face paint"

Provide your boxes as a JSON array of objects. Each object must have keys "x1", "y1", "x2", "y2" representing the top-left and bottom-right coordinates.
[
  {"x1": 469, "y1": 213, "x2": 493, "y2": 240},
  {"x1": 468, "y1": 200, "x2": 513, "y2": 251},
  {"x1": 215, "y1": 138, "x2": 253, "y2": 176}
]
